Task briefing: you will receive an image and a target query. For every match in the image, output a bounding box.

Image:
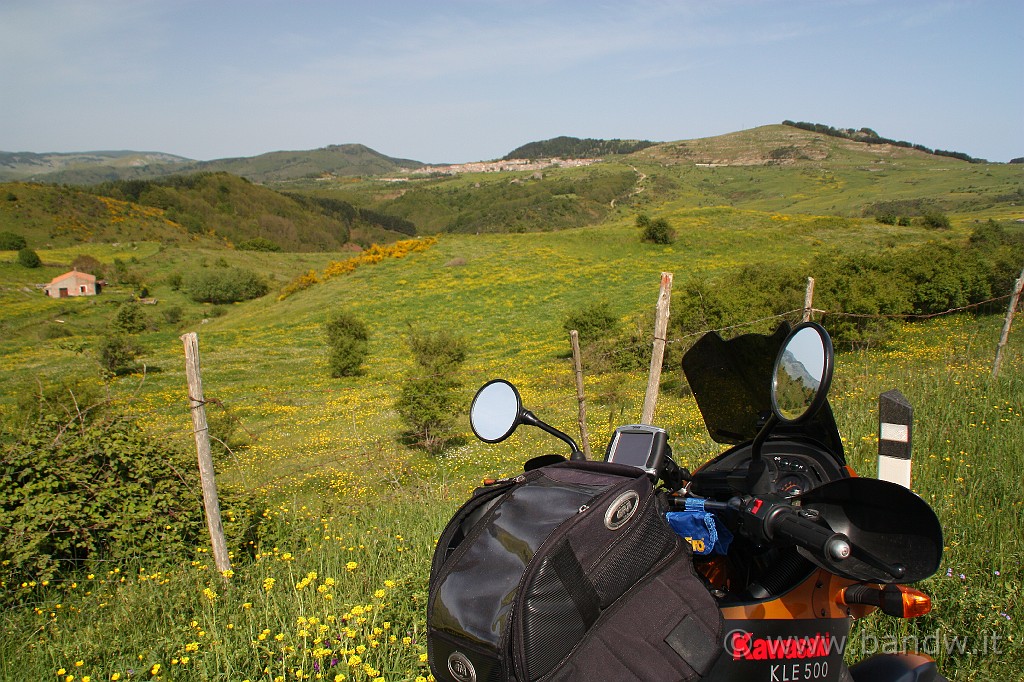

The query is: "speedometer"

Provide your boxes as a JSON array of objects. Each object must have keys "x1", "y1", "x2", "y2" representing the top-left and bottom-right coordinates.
[{"x1": 776, "y1": 473, "x2": 811, "y2": 497}]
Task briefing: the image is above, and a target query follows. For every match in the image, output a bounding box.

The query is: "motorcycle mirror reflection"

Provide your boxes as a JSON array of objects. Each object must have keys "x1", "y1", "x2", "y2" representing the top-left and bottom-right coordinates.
[
  {"x1": 771, "y1": 322, "x2": 834, "y2": 423},
  {"x1": 470, "y1": 379, "x2": 524, "y2": 443}
]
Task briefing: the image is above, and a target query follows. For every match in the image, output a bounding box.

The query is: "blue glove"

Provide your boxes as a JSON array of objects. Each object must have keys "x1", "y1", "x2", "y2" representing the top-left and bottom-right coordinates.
[{"x1": 666, "y1": 498, "x2": 733, "y2": 556}]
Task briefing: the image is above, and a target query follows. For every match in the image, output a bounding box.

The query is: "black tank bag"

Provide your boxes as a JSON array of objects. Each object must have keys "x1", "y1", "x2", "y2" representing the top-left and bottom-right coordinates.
[{"x1": 427, "y1": 461, "x2": 723, "y2": 682}]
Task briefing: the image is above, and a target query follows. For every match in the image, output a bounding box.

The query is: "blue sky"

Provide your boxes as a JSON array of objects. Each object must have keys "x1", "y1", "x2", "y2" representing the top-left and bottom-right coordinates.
[{"x1": 1, "y1": 0, "x2": 1021, "y2": 163}]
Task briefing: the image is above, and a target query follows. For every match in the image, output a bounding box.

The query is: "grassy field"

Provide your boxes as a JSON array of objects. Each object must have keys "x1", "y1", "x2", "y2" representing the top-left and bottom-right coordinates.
[
  {"x1": 1, "y1": 310, "x2": 1020, "y2": 681},
  {"x1": 1, "y1": 151, "x2": 1023, "y2": 680}
]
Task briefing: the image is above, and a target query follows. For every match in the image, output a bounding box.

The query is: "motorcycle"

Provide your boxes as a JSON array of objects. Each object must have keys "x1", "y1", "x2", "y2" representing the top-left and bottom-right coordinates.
[{"x1": 466, "y1": 321, "x2": 947, "y2": 681}]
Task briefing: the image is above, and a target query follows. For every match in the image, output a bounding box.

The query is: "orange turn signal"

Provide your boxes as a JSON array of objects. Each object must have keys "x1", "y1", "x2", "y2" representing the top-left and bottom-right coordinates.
[
  {"x1": 840, "y1": 584, "x2": 932, "y2": 618},
  {"x1": 895, "y1": 585, "x2": 932, "y2": 618}
]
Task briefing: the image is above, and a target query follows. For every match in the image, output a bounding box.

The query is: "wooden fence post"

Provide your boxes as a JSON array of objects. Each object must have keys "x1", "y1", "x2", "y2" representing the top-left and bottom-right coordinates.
[
  {"x1": 181, "y1": 332, "x2": 232, "y2": 575},
  {"x1": 641, "y1": 272, "x2": 673, "y2": 425},
  {"x1": 569, "y1": 330, "x2": 592, "y2": 459},
  {"x1": 803, "y1": 277, "x2": 816, "y2": 322},
  {"x1": 993, "y1": 266, "x2": 1024, "y2": 379}
]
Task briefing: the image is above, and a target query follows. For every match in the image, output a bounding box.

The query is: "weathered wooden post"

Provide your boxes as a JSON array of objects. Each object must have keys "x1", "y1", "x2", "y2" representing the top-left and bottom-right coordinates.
[
  {"x1": 802, "y1": 276, "x2": 816, "y2": 322},
  {"x1": 993, "y1": 266, "x2": 1024, "y2": 379},
  {"x1": 181, "y1": 332, "x2": 232, "y2": 575},
  {"x1": 641, "y1": 272, "x2": 673, "y2": 425},
  {"x1": 569, "y1": 330, "x2": 592, "y2": 459}
]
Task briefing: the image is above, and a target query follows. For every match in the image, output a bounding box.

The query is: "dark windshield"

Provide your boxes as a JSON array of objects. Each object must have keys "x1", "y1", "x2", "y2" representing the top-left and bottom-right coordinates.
[{"x1": 681, "y1": 323, "x2": 845, "y2": 462}]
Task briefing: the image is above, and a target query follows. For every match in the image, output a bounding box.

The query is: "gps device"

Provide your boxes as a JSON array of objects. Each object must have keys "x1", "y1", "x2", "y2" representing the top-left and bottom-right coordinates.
[{"x1": 605, "y1": 424, "x2": 669, "y2": 477}]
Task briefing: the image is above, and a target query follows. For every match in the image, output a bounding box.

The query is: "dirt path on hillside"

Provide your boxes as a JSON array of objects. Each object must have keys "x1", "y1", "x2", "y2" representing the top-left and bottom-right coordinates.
[{"x1": 611, "y1": 165, "x2": 647, "y2": 207}]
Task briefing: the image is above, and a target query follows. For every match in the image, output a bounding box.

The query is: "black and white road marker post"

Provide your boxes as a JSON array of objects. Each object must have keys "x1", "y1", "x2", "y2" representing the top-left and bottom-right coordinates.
[{"x1": 878, "y1": 389, "x2": 913, "y2": 489}]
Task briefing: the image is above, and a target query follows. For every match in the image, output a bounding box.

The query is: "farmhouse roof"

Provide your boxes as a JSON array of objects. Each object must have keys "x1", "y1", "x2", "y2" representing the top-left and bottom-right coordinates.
[{"x1": 48, "y1": 269, "x2": 96, "y2": 285}]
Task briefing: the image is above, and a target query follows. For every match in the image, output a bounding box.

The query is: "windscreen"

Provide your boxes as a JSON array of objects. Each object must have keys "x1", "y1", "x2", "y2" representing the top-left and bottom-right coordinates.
[{"x1": 681, "y1": 323, "x2": 845, "y2": 462}]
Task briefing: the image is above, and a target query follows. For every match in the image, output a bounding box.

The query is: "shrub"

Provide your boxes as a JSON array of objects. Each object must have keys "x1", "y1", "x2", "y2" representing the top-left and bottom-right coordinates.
[
  {"x1": 563, "y1": 300, "x2": 625, "y2": 373},
  {"x1": 563, "y1": 300, "x2": 618, "y2": 341},
  {"x1": 0, "y1": 404, "x2": 204, "y2": 594},
  {"x1": 921, "y1": 211, "x2": 951, "y2": 229},
  {"x1": 185, "y1": 267, "x2": 269, "y2": 304},
  {"x1": 166, "y1": 271, "x2": 183, "y2": 290},
  {"x1": 112, "y1": 301, "x2": 147, "y2": 333},
  {"x1": 162, "y1": 305, "x2": 183, "y2": 325},
  {"x1": 637, "y1": 214, "x2": 675, "y2": 244},
  {"x1": 0, "y1": 231, "x2": 27, "y2": 250},
  {"x1": 278, "y1": 269, "x2": 319, "y2": 300},
  {"x1": 17, "y1": 248, "x2": 41, "y2": 268},
  {"x1": 97, "y1": 333, "x2": 142, "y2": 375},
  {"x1": 238, "y1": 237, "x2": 282, "y2": 252},
  {"x1": 395, "y1": 326, "x2": 468, "y2": 454},
  {"x1": 324, "y1": 310, "x2": 369, "y2": 377},
  {"x1": 38, "y1": 323, "x2": 73, "y2": 341}
]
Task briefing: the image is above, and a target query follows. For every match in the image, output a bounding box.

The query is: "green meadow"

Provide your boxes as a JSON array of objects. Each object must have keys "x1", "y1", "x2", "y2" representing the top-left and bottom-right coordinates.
[{"x1": 1, "y1": 128, "x2": 1023, "y2": 680}]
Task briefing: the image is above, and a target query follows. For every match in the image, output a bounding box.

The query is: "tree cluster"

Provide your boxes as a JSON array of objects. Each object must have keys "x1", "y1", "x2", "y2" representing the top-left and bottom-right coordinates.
[
  {"x1": 185, "y1": 267, "x2": 269, "y2": 304},
  {"x1": 504, "y1": 136, "x2": 657, "y2": 160},
  {"x1": 782, "y1": 121, "x2": 986, "y2": 163},
  {"x1": 669, "y1": 220, "x2": 1023, "y2": 350}
]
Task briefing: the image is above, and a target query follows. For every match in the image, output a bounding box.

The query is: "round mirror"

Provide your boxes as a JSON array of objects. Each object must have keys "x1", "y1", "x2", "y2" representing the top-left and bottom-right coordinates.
[
  {"x1": 470, "y1": 379, "x2": 523, "y2": 443},
  {"x1": 771, "y1": 322, "x2": 833, "y2": 423}
]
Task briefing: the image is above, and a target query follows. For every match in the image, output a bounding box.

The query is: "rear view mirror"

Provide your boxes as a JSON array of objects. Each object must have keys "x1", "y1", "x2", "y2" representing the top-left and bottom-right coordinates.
[
  {"x1": 772, "y1": 322, "x2": 833, "y2": 423},
  {"x1": 470, "y1": 380, "x2": 523, "y2": 443}
]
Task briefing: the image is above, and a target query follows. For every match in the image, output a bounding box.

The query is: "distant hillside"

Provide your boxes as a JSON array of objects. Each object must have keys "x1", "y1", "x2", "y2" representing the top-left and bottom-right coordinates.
[
  {"x1": 0, "y1": 181, "x2": 193, "y2": 248},
  {"x1": 0, "y1": 173, "x2": 415, "y2": 251},
  {"x1": 504, "y1": 136, "x2": 657, "y2": 160},
  {"x1": 634, "y1": 124, "x2": 967, "y2": 167},
  {"x1": 0, "y1": 150, "x2": 192, "y2": 183},
  {"x1": 0, "y1": 144, "x2": 424, "y2": 185},
  {"x1": 196, "y1": 144, "x2": 424, "y2": 183}
]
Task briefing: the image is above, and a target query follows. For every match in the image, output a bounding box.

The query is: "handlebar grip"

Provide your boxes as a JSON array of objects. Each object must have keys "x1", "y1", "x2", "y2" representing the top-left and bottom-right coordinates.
[{"x1": 769, "y1": 508, "x2": 851, "y2": 562}]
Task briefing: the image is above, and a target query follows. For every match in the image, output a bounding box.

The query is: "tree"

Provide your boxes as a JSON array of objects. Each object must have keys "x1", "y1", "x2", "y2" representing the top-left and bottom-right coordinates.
[
  {"x1": 71, "y1": 254, "x2": 104, "y2": 277},
  {"x1": 17, "y1": 248, "x2": 41, "y2": 268},
  {"x1": 395, "y1": 326, "x2": 468, "y2": 454},
  {"x1": 324, "y1": 310, "x2": 369, "y2": 377}
]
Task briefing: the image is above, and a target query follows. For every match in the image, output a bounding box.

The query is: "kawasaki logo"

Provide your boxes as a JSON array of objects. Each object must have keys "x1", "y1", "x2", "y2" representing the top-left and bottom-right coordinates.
[{"x1": 728, "y1": 630, "x2": 835, "y2": 661}]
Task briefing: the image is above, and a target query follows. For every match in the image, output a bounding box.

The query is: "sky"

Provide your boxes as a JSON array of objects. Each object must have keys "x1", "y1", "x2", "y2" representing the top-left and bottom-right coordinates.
[{"x1": 1, "y1": 0, "x2": 1021, "y2": 164}]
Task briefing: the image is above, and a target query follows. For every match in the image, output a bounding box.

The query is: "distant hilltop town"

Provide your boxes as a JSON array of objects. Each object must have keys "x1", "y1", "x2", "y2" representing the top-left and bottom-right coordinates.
[{"x1": 400, "y1": 157, "x2": 602, "y2": 178}]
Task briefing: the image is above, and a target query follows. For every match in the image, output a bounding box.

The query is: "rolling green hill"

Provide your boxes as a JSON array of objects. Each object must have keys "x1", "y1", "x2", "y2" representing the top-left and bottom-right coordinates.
[
  {"x1": 196, "y1": 144, "x2": 423, "y2": 182},
  {"x1": 0, "y1": 173, "x2": 417, "y2": 252}
]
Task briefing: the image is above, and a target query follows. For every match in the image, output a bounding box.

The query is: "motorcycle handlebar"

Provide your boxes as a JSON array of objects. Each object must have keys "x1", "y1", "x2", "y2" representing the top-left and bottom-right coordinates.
[{"x1": 767, "y1": 507, "x2": 851, "y2": 563}]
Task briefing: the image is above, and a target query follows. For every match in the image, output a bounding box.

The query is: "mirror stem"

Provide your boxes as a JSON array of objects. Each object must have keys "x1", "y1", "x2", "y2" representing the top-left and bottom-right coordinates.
[
  {"x1": 521, "y1": 409, "x2": 584, "y2": 460},
  {"x1": 747, "y1": 413, "x2": 777, "y2": 495}
]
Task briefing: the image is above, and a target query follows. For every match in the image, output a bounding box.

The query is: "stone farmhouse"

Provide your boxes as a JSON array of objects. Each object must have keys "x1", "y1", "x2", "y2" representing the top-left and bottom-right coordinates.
[{"x1": 44, "y1": 269, "x2": 100, "y2": 298}]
